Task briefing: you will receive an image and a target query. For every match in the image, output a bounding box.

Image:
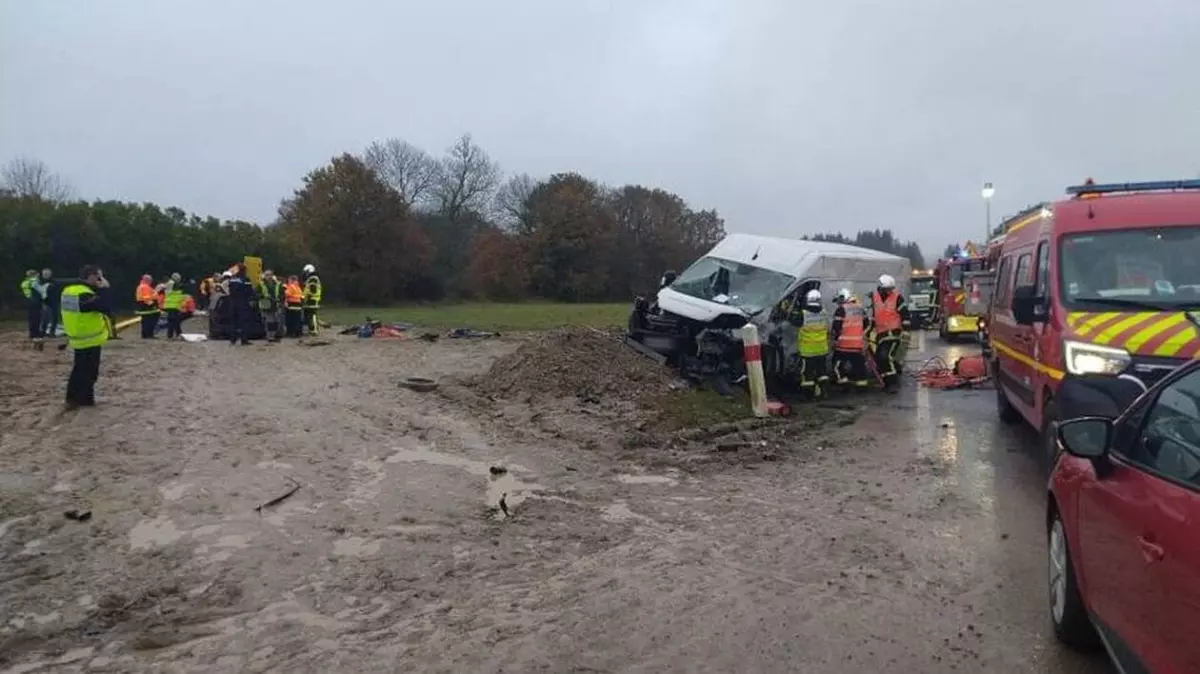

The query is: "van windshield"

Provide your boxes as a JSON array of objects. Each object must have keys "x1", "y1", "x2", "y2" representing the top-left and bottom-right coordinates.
[
  {"x1": 1059, "y1": 226, "x2": 1200, "y2": 310},
  {"x1": 669, "y1": 256, "x2": 796, "y2": 314}
]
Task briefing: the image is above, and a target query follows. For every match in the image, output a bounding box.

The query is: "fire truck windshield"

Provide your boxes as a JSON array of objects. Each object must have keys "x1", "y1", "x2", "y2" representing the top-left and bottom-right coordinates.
[
  {"x1": 1059, "y1": 226, "x2": 1200, "y2": 310},
  {"x1": 947, "y1": 259, "x2": 983, "y2": 289}
]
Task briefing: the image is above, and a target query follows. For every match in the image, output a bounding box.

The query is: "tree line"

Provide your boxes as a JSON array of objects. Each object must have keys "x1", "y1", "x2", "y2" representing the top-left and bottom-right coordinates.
[
  {"x1": 2, "y1": 138, "x2": 930, "y2": 312},
  {"x1": 0, "y1": 137, "x2": 728, "y2": 311},
  {"x1": 803, "y1": 230, "x2": 927, "y2": 270}
]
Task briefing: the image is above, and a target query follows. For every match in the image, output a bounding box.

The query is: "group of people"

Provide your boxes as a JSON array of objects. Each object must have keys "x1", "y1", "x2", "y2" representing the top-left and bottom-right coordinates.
[
  {"x1": 790, "y1": 273, "x2": 910, "y2": 397},
  {"x1": 135, "y1": 263, "x2": 324, "y2": 344},
  {"x1": 17, "y1": 261, "x2": 324, "y2": 409}
]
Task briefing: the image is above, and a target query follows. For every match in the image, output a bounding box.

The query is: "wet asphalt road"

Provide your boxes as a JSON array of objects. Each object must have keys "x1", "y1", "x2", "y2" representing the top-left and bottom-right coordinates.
[{"x1": 909, "y1": 333, "x2": 1114, "y2": 673}]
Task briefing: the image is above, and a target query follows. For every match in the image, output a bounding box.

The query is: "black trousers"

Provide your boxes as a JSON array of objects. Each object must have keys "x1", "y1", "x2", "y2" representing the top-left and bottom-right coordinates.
[
  {"x1": 799, "y1": 354, "x2": 829, "y2": 396},
  {"x1": 876, "y1": 333, "x2": 901, "y2": 387},
  {"x1": 140, "y1": 313, "x2": 158, "y2": 338},
  {"x1": 833, "y1": 351, "x2": 869, "y2": 385},
  {"x1": 27, "y1": 302, "x2": 43, "y2": 339},
  {"x1": 231, "y1": 303, "x2": 254, "y2": 344},
  {"x1": 66, "y1": 346, "x2": 101, "y2": 405},
  {"x1": 285, "y1": 309, "x2": 303, "y2": 337},
  {"x1": 166, "y1": 309, "x2": 182, "y2": 338},
  {"x1": 303, "y1": 307, "x2": 319, "y2": 334}
]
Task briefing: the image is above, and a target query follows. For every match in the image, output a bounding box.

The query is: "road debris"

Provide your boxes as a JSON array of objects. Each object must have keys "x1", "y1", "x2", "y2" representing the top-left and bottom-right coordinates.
[{"x1": 254, "y1": 480, "x2": 301, "y2": 513}]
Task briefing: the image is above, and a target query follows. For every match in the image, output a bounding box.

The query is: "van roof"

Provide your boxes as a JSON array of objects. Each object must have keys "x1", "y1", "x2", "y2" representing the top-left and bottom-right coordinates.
[{"x1": 708, "y1": 233, "x2": 907, "y2": 277}]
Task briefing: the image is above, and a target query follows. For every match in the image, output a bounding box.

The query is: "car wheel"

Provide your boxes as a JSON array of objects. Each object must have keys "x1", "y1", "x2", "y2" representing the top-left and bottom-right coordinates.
[
  {"x1": 996, "y1": 366, "x2": 1021, "y2": 425},
  {"x1": 1041, "y1": 397, "x2": 1060, "y2": 469},
  {"x1": 1048, "y1": 511, "x2": 1100, "y2": 651}
]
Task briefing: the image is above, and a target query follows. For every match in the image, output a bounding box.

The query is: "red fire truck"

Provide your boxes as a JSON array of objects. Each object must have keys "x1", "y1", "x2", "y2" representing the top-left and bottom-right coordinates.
[{"x1": 933, "y1": 246, "x2": 987, "y2": 341}]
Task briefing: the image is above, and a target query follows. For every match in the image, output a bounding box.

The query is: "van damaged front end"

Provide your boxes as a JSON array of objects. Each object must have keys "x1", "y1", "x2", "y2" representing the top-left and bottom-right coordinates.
[{"x1": 626, "y1": 289, "x2": 754, "y2": 383}]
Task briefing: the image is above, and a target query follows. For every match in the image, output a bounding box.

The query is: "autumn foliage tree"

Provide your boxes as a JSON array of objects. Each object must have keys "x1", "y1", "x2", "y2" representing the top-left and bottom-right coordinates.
[{"x1": 273, "y1": 154, "x2": 430, "y2": 304}]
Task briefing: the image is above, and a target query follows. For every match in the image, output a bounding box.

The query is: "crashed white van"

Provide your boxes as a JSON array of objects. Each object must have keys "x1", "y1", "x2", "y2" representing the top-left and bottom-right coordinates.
[{"x1": 627, "y1": 233, "x2": 911, "y2": 382}]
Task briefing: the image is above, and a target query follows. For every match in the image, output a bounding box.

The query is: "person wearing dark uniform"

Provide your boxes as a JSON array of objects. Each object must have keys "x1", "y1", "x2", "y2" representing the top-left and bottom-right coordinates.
[
  {"x1": 39, "y1": 269, "x2": 59, "y2": 338},
  {"x1": 795, "y1": 288, "x2": 831, "y2": 399},
  {"x1": 257, "y1": 270, "x2": 284, "y2": 342},
  {"x1": 831, "y1": 288, "x2": 871, "y2": 388},
  {"x1": 301, "y1": 263, "x2": 322, "y2": 335},
  {"x1": 61, "y1": 265, "x2": 110, "y2": 409},
  {"x1": 20, "y1": 269, "x2": 42, "y2": 342},
  {"x1": 227, "y1": 265, "x2": 256, "y2": 346},
  {"x1": 869, "y1": 274, "x2": 910, "y2": 393}
]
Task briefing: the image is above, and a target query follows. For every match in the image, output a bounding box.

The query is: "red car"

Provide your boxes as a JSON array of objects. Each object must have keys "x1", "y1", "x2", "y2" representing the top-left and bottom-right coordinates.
[{"x1": 1050, "y1": 358, "x2": 1200, "y2": 673}]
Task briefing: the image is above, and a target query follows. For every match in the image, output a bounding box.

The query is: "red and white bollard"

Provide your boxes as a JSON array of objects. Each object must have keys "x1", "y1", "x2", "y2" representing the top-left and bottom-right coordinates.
[{"x1": 741, "y1": 323, "x2": 770, "y2": 418}]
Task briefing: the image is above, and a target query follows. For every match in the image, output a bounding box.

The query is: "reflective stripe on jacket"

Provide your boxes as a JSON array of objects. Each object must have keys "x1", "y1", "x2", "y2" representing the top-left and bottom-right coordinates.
[
  {"x1": 872, "y1": 291, "x2": 902, "y2": 333},
  {"x1": 303, "y1": 276, "x2": 322, "y2": 307},
  {"x1": 61, "y1": 284, "x2": 108, "y2": 350},
  {"x1": 836, "y1": 303, "x2": 867, "y2": 352},
  {"x1": 797, "y1": 310, "x2": 830, "y2": 357}
]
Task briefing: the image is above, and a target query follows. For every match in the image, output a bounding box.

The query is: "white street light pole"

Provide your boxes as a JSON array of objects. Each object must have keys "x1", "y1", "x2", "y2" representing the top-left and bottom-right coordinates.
[{"x1": 981, "y1": 182, "x2": 995, "y2": 244}]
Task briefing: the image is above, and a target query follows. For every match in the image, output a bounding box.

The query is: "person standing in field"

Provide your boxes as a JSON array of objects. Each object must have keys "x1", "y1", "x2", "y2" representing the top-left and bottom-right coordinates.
[{"x1": 60, "y1": 265, "x2": 110, "y2": 409}]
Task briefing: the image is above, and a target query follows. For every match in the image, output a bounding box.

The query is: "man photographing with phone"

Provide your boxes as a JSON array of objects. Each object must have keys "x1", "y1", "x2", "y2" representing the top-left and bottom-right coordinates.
[{"x1": 60, "y1": 265, "x2": 111, "y2": 409}]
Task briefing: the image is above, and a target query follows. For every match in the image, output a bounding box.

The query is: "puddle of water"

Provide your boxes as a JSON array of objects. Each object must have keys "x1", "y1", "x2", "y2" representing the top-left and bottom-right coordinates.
[
  {"x1": 601, "y1": 502, "x2": 652, "y2": 523},
  {"x1": 129, "y1": 516, "x2": 186, "y2": 550},
  {"x1": 159, "y1": 482, "x2": 192, "y2": 501},
  {"x1": 486, "y1": 472, "x2": 543, "y2": 509},
  {"x1": 617, "y1": 474, "x2": 677, "y2": 486},
  {"x1": 215, "y1": 534, "x2": 253, "y2": 548},
  {"x1": 386, "y1": 445, "x2": 543, "y2": 509},
  {"x1": 386, "y1": 524, "x2": 439, "y2": 535},
  {"x1": 333, "y1": 536, "x2": 381, "y2": 558}
]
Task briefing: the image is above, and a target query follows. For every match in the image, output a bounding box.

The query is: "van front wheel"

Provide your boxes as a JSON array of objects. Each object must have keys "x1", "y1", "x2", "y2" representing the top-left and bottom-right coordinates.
[
  {"x1": 996, "y1": 368, "x2": 1021, "y2": 425},
  {"x1": 1041, "y1": 397, "x2": 1060, "y2": 470}
]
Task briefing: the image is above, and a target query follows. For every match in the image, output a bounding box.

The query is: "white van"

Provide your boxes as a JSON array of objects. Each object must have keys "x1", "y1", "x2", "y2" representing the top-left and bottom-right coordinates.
[{"x1": 627, "y1": 233, "x2": 911, "y2": 381}]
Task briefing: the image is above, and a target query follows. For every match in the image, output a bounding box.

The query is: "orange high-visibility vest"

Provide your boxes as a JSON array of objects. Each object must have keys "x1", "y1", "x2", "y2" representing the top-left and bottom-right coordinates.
[
  {"x1": 136, "y1": 282, "x2": 156, "y2": 304},
  {"x1": 836, "y1": 302, "x2": 867, "y2": 352},
  {"x1": 181, "y1": 295, "x2": 196, "y2": 313},
  {"x1": 285, "y1": 282, "x2": 303, "y2": 307},
  {"x1": 872, "y1": 291, "x2": 902, "y2": 333}
]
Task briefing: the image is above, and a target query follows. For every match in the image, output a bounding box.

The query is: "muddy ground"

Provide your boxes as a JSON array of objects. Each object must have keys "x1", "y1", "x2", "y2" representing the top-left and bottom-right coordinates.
[{"x1": 0, "y1": 327, "x2": 1111, "y2": 673}]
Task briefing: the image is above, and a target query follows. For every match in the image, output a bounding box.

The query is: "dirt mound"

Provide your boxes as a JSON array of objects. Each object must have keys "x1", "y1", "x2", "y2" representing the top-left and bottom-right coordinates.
[{"x1": 479, "y1": 328, "x2": 676, "y2": 403}]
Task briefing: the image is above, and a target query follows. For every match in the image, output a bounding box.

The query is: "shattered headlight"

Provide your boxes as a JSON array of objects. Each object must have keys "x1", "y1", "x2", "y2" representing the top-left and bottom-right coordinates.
[{"x1": 1064, "y1": 340, "x2": 1131, "y2": 376}]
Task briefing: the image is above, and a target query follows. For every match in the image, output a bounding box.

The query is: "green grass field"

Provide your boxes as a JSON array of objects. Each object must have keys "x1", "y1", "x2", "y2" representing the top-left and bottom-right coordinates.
[{"x1": 320, "y1": 302, "x2": 630, "y2": 332}]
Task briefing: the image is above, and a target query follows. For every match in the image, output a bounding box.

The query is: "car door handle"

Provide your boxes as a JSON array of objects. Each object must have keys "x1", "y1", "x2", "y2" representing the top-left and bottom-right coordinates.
[{"x1": 1138, "y1": 536, "x2": 1166, "y2": 563}]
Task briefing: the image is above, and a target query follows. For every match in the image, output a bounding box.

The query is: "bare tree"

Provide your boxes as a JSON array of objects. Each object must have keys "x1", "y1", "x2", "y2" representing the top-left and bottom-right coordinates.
[
  {"x1": 431, "y1": 134, "x2": 501, "y2": 221},
  {"x1": 362, "y1": 138, "x2": 439, "y2": 208},
  {"x1": 492, "y1": 172, "x2": 538, "y2": 233},
  {"x1": 1, "y1": 156, "x2": 74, "y2": 202}
]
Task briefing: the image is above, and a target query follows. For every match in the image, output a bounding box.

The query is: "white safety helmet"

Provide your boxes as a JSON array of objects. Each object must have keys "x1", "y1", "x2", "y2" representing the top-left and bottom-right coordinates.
[
  {"x1": 805, "y1": 289, "x2": 822, "y2": 304},
  {"x1": 303, "y1": 264, "x2": 316, "y2": 274},
  {"x1": 878, "y1": 274, "x2": 896, "y2": 289},
  {"x1": 838, "y1": 288, "x2": 853, "y2": 302}
]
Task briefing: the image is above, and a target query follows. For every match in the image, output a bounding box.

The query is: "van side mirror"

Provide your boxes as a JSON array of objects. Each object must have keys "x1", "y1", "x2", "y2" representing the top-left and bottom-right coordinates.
[{"x1": 1011, "y1": 285, "x2": 1038, "y2": 325}]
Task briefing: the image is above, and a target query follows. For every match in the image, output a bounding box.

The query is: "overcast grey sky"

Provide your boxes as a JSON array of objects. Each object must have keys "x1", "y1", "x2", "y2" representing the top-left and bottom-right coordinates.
[{"x1": 4, "y1": 0, "x2": 1200, "y2": 258}]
